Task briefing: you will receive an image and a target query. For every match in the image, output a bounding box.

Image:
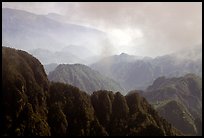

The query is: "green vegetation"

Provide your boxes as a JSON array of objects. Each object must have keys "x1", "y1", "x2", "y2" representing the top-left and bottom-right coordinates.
[
  {"x1": 140, "y1": 74, "x2": 202, "y2": 136},
  {"x1": 48, "y1": 64, "x2": 124, "y2": 94},
  {"x1": 1, "y1": 47, "x2": 182, "y2": 136},
  {"x1": 2, "y1": 47, "x2": 50, "y2": 136}
]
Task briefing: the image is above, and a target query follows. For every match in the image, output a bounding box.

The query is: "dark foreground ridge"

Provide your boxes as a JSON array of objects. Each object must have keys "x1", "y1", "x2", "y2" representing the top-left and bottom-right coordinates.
[{"x1": 1, "y1": 47, "x2": 181, "y2": 136}]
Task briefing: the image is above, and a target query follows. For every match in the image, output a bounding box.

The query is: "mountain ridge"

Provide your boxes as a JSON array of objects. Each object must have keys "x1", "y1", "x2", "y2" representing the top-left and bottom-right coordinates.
[
  {"x1": 2, "y1": 46, "x2": 182, "y2": 136},
  {"x1": 2, "y1": 8, "x2": 106, "y2": 54},
  {"x1": 91, "y1": 48, "x2": 202, "y2": 92},
  {"x1": 134, "y1": 74, "x2": 202, "y2": 135},
  {"x1": 48, "y1": 63, "x2": 125, "y2": 94}
]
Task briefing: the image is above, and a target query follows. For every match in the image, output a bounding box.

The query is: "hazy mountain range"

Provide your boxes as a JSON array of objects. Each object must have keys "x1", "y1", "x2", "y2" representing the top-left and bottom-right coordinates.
[
  {"x1": 2, "y1": 8, "x2": 106, "y2": 64},
  {"x1": 2, "y1": 47, "x2": 182, "y2": 136},
  {"x1": 131, "y1": 74, "x2": 202, "y2": 135},
  {"x1": 44, "y1": 63, "x2": 59, "y2": 74},
  {"x1": 2, "y1": 7, "x2": 202, "y2": 136},
  {"x1": 91, "y1": 45, "x2": 202, "y2": 91},
  {"x1": 48, "y1": 64, "x2": 124, "y2": 94}
]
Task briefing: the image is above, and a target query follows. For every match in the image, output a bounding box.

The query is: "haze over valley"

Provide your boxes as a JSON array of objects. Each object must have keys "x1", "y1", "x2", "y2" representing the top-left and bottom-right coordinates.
[{"x1": 2, "y1": 2, "x2": 202, "y2": 136}]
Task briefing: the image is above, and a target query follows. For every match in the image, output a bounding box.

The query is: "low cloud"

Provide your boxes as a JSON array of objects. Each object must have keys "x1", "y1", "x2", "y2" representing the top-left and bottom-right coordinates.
[{"x1": 2, "y1": 2, "x2": 202, "y2": 57}]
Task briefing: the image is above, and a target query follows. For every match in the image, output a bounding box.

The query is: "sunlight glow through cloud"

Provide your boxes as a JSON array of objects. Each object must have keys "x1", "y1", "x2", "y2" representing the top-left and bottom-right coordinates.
[
  {"x1": 108, "y1": 28, "x2": 144, "y2": 46},
  {"x1": 2, "y1": 2, "x2": 202, "y2": 57}
]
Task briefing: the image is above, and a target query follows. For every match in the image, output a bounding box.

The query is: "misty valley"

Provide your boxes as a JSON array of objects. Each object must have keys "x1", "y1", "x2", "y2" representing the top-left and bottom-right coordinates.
[{"x1": 1, "y1": 3, "x2": 202, "y2": 136}]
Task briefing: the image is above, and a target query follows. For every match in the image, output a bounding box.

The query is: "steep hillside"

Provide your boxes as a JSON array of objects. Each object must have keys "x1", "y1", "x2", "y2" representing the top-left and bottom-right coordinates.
[
  {"x1": 2, "y1": 47, "x2": 182, "y2": 136},
  {"x1": 137, "y1": 74, "x2": 202, "y2": 135},
  {"x1": 48, "y1": 64, "x2": 124, "y2": 94},
  {"x1": 91, "y1": 91, "x2": 181, "y2": 136},
  {"x1": 47, "y1": 82, "x2": 107, "y2": 136},
  {"x1": 2, "y1": 47, "x2": 51, "y2": 136},
  {"x1": 154, "y1": 100, "x2": 196, "y2": 135},
  {"x1": 91, "y1": 46, "x2": 202, "y2": 91},
  {"x1": 91, "y1": 53, "x2": 156, "y2": 90},
  {"x1": 48, "y1": 84, "x2": 181, "y2": 136}
]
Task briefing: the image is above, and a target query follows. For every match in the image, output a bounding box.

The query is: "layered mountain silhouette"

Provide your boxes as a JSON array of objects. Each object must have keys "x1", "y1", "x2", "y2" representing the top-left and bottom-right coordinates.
[
  {"x1": 2, "y1": 8, "x2": 106, "y2": 65},
  {"x1": 91, "y1": 46, "x2": 202, "y2": 91},
  {"x1": 44, "y1": 63, "x2": 58, "y2": 74},
  {"x1": 2, "y1": 47, "x2": 181, "y2": 136},
  {"x1": 48, "y1": 64, "x2": 124, "y2": 94},
  {"x1": 133, "y1": 74, "x2": 202, "y2": 135},
  {"x1": 29, "y1": 45, "x2": 99, "y2": 65},
  {"x1": 2, "y1": 8, "x2": 106, "y2": 51},
  {"x1": 29, "y1": 48, "x2": 84, "y2": 65}
]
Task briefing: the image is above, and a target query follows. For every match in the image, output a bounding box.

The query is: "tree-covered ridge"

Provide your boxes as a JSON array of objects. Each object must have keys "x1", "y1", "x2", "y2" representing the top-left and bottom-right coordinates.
[
  {"x1": 48, "y1": 84, "x2": 181, "y2": 136},
  {"x1": 2, "y1": 47, "x2": 50, "y2": 135},
  {"x1": 48, "y1": 64, "x2": 124, "y2": 94},
  {"x1": 2, "y1": 47, "x2": 181, "y2": 136},
  {"x1": 137, "y1": 74, "x2": 202, "y2": 135}
]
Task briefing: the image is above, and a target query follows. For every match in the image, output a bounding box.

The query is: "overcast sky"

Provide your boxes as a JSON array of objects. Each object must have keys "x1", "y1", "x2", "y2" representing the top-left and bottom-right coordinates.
[{"x1": 2, "y1": 2, "x2": 202, "y2": 57}]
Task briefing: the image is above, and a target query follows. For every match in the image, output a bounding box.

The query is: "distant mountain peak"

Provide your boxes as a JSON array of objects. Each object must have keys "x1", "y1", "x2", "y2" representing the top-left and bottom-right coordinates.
[
  {"x1": 120, "y1": 52, "x2": 129, "y2": 56},
  {"x1": 3, "y1": 8, "x2": 107, "y2": 54},
  {"x1": 48, "y1": 64, "x2": 124, "y2": 94},
  {"x1": 2, "y1": 47, "x2": 183, "y2": 136}
]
